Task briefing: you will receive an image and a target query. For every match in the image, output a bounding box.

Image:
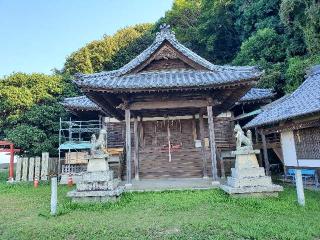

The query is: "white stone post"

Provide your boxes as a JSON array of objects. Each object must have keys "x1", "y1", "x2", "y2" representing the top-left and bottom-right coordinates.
[
  {"x1": 295, "y1": 169, "x2": 305, "y2": 206},
  {"x1": 28, "y1": 157, "x2": 35, "y2": 181},
  {"x1": 51, "y1": 176, "x2": 58, "y2": 215}
]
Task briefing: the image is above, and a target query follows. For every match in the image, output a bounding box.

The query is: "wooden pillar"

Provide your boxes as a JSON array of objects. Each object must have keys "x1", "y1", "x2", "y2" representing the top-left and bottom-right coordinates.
[
  {"x1": 125, "y1": 108, "x2": 132, "y2": 185},
  {"x1": 192, "y1": 115, "x2": 197, "y2": 141},
  {"x1": 199, "y1": 112, "x2": 208, "y2": 178},
  {"x1": 207, "y1": 106, "x2": 218, "y2": 181},
  {"x1": 139, "y1": 117, "x2": 144, "y2": 147},
  {"x1": 254, "y1": 128, "x2": 263, "y2": 166},
  {"x1": 261, "y1": 132, "x2": 270, "y2": 176},
  {"x1": 220, "y1": 152, "x2": 226, "y2": 179},
  {"x1": 133, "y1": 117, "x2": 139, "y2": 180}
]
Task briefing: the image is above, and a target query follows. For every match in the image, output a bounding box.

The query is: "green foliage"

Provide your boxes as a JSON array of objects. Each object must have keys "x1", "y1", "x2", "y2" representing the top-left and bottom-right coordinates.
[
  {"x1": 233, "y1": 28, "x2": 286, "y2": 65},
  {"x1": 0, "y1": 73, "x2": 63, "y2": 126},
  {"x1": 0, "y1": 72, "x2": 74, "y2": 156},
  {"x1": 156, "y1": 0, "x2": 202, "y2": 50},
  {"x1": 285, "y1": 55, "x2": 320, "y2": 93},
  {"x1": 234, "y1": 0, "x2": 283, "y2": 41},
  {"x1": 233, "y1": 28, "x2": 287, "y2": 89},
  {"x1": 104, "y1": 30, "x2": 155, "y2": 70},
  {"x1": 197, "y1": 0, "x2": 240, "y2": 64},
  {"x1": 64, "y1": 48, "x2": 93, "y2": 74},
  {"x1": 280, "y1": 0, "x2": 320, "y2": 56},
  {"x1": 64, "y1": 23, "x2": 153, "y2": 74},
  {"x1": 5, "y1": 125, "x2": 47, "y2": 155},
  {"x1": 4, "y1": 102, "x2": 68, "y2": 156}
]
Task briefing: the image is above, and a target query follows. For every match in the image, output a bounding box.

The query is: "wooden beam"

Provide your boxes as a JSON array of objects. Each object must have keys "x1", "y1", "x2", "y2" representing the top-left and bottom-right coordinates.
[
  {"x1": 128, "y1": 99, "x2": 211, "y2": 110},
  {"x1": 133, "y1": 117, "x2": 139, "y2": 180},
  {"x1": 125, "y1": 109, "x2": 132, "y2": 185},
  {"x1": 199, "y1": 112, "x2": 208, "y2": 178},
  {"x1": 101, "y1": 95, "x2": 124, "y2": 120},
  {"x1": 207, "y1": 105, "x2": 218, "y2": 181},
  {"x1": 261, "y1": 132, "x2": 271, "y2": 176}
]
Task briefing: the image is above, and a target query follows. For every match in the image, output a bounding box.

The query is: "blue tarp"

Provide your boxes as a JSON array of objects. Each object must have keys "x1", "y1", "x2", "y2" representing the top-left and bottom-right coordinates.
[{"x1": 59, "y1": 141, "x2": 92, "y2": 150}]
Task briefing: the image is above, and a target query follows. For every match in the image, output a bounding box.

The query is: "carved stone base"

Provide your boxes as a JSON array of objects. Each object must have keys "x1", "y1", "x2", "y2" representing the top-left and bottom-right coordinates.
[
  {"x1": 220, "y1": 151, "x2": 283, "y2": 197},
  {"x1": 67, "y1": 170, "x2": 124, "y2": 203},
  {"x1": 87, "y1": 155, "x2": 109, "y2": 172}
]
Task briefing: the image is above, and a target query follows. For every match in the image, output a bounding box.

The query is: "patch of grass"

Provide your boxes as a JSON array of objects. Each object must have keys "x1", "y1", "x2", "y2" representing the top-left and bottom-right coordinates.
[
  {"x1": 0, "y1": 171, "x2": 320, "y2": 239},
  {"x1": 0, "y1": 169, "x2": 8, "y2": 182}
]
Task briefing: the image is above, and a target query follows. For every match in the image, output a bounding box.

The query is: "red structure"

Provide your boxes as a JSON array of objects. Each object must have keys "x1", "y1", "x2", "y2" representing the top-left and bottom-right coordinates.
[{"x1": 0, "y1": 141, "x2": 20, "y2": 181}]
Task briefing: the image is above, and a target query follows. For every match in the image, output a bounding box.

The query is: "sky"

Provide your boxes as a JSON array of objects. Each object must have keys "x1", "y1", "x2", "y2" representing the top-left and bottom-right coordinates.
[{"x1": 0, "y1": 0, "x2": 173, "y2": 77}]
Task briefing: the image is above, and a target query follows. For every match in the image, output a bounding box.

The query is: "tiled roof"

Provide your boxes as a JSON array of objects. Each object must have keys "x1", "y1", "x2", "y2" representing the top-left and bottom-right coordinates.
[
  {"x1": 75, "y1": 24, "x2": 262, "y2": 91},
  {"x1": 61, "y1": 96, "x2": 100, "y2": 111},
  {"x1": 76, "y1": 69, "x2": 262, "y2": 91},
  {"x1": 245, "y1": 65, "x2": 320, "y2": 128},
  {"x1": 239, "y1": 88, "x2": 274, "y2": 102}
]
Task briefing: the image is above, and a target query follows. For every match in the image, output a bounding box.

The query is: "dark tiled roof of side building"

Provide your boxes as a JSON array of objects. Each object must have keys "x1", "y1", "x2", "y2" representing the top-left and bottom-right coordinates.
[
  {"x1": 245, "y1": 65, "x2": 320, "y2": 128},
  {"x1": 238, "y1": 88, "x2": 274, "y2": 102},
  {"x1": 61, "y1": 96, "x2": 100, "y2": 111}
]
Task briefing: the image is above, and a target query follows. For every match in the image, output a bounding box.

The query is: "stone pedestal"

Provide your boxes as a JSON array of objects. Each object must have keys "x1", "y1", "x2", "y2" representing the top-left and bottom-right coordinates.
[
  {"x1": 87, "y1": 155, "x2": 109, "y2": 172},
  {"x1": 220, "y1": 149, "x2": 283, "y2": 197},
  {"x1": 67, "y1": 156, "x2": 124, "y2": 203}
]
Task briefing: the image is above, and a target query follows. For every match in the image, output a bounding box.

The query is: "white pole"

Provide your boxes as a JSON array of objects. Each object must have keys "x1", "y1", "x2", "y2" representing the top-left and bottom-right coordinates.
[
  {"x1": 295, "y1": 169, "x2": 305, "y2": 206},
  {"x1": 51, "y1": 176, "x2": 58, "y2": 215}
]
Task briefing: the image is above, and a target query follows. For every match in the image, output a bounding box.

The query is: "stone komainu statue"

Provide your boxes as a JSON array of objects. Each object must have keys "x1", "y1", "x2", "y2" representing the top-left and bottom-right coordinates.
[
  {"x1": 234, "y1": 124, "x2": 253, "y2": 150},
  {"x1": 90, "y1": 128, "x2": 107, "y2": 156}
]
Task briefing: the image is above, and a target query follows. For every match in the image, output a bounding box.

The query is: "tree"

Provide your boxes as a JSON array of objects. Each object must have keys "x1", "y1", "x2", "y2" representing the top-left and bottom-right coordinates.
[
  {"x1": 234, "y1": 0, "x2": 283, "y2": 41},
  {"x1": 233, "y1": 28, "x2": 286, "y2": 90},
  {"x1": 105, "y1": 30, "x2": 155, "y2": 70},
  {"x1": 284, "y1": 55, "x2": 320, "y2": 93},
  {"x1": 0, "y1": 73, "x2": 73, "y2": 156},
  {"x1": 0, "y1": 73, "x2": 63, "y2": 126},
  {"x1": 233, "y1": 28, "x2": 286, "y2": 65},
  {"x1": 156, "y1": 0, "x2": 202, "y2": 50},
  {"x1": 64, "y1": 47, "x2": 94, "y2": 75},
  {"x1": 64, "y1": 23, "x2": 153, "y2": 75},
  {"x1": 280, "y1": 0, "x2": 320, "y2": 56},
  {"x1": 197, "y1": 0, "x2": 240, "y2": 64},
  {"x1": 5, "y1": 125, "x2": 52, "y2": 156}
]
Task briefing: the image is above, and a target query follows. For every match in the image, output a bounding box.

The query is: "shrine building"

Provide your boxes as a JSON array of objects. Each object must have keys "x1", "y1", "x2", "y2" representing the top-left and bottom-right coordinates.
[{"x1": 63, "y1": 25, "x2": 269, "y2": 185}]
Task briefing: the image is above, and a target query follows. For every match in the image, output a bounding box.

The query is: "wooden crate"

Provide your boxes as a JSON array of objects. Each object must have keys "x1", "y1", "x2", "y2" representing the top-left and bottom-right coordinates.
[{"x1": 65, "y1": 152, "x2": 89, "y2": 164}]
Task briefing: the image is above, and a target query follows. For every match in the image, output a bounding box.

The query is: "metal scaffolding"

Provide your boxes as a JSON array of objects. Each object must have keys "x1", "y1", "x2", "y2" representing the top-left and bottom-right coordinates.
[{"x1": 58, "y1": 117, "x2": 102, "y2": 177}]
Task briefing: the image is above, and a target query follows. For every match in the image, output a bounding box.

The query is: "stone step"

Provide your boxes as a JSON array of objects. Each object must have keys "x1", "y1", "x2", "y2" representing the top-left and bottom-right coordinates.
[
  {"x1": 220, "y1": 184, "x2": 283, "y2": 195},
  {"x1": 227, "y1": 176, "x2": 272, "y2": 188}
]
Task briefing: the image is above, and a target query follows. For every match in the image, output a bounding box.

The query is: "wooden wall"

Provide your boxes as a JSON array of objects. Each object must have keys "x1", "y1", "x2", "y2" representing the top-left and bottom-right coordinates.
[
  {"x1": 107, "y1": 122, "x2": 125, "y2": 148},
  {"x1": 294, "y1": 127, "x2": 320, "y2": 159},
  {"x1": 122, "y1": 117, "x2": 235, "y2": 179}
]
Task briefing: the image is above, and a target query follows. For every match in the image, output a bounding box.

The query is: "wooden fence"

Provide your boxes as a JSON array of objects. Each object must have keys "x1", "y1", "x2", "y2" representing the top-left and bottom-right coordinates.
[{"x1": 15, "y1": 152, "x2": 58, "y2": 182}]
